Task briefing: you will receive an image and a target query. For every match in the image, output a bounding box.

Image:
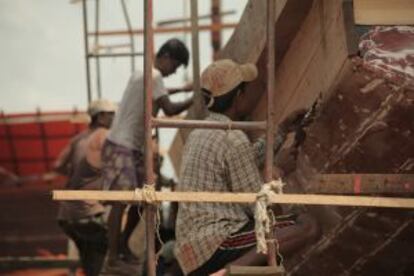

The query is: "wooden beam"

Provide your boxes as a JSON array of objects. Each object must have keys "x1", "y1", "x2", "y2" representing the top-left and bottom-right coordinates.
[
  {"x1": 228, "y1": 265, "x2": 285, "y2": 276},
  {"x1": 53, "y1": 190, "x2": 414, "y2": 209},
  {"x1": 308, "y1": 174, "x2": 414, "y2": 194},
  {"x1": 354, "y1": 0, "x2": 414, "y2": 25}
]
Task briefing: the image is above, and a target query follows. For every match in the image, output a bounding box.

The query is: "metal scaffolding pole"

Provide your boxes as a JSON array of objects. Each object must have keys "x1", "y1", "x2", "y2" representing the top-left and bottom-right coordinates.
[
  {"x1": 120, "y1": 0, "x2": 136, "y2": 72},
  {"x1": 211, "y1": 0, "x2": 221, "y2": 60},
  {"x1": 82, "y1": 0, "x2": 92, "y2": 103},
  {"x1": 189, "y1": 0, "x2": 206, "y2": 119},
  {"x1": 87, "y1": 23, "x2": 237, "y2": 36},
  {"x1": 265, "y1": 0, "x2": 277, "y2": 267},
  {"x1": 87, "y1": 52, "x2": 143, "y2": 58},
  {"x1": 94, "y1": 0, "x2": 102, "y2": 98},
  {"x1": 143, "y1": 0, "x2": 156, "y2": 275},
  {"x1": 191, "y1": 0, "x2": 200, "y2": 99}
]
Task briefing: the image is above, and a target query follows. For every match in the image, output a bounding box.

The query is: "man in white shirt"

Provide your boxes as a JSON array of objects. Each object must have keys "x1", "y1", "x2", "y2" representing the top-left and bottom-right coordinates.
[{"x1": 101, "y1": 38, "x2": 193, "y2": 270}]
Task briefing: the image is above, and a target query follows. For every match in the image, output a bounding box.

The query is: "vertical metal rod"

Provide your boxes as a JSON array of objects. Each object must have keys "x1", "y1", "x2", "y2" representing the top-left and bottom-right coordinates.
[
  {"x1": 143, "y1": 0, "x2": 156, "y2": 275},
  {"x1": 211, "y1": 0, "x2": 221, "y2": 60},
  {"x1": 190, "y1": 0, "x2": 206, "y2": 119},
  {"x1": 94, "y1": 0, "x2": 102, "y2": 98},
  {"x1": 265, "y1": 0, "x2": 277, "y2": 267},
  {"x1": 82, "y1": 0, "x2": 92, "y2": 103},
  {"x1": 120, "y1": 0, "x2": 136, "y2": 72}
]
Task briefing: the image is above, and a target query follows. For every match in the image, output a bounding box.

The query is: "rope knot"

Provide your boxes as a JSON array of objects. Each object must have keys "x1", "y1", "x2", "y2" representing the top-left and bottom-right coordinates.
[
  {"x1": 254, "y1": 179, "x2": 285, "y2": 254},
  {"x1": 139, "y1": 184, "x2": 157, "y2": 204}
]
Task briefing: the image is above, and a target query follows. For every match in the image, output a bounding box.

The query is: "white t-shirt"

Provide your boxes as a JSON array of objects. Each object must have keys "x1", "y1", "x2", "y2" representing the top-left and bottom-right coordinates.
[{"x1": 108, "y1": 68, "x2": 167, "y2": 150}]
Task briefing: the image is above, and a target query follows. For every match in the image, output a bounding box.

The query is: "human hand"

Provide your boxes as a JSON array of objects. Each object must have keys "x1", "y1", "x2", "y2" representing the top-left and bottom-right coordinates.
[{"x1": 209, "y1": 268, "x2": 227, "y2": 276}]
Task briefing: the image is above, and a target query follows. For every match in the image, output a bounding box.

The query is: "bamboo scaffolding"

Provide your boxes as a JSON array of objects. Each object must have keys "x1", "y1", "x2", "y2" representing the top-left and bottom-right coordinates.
[{"x1": 53, "y1": 190, "x2": 414, "y2": 209}]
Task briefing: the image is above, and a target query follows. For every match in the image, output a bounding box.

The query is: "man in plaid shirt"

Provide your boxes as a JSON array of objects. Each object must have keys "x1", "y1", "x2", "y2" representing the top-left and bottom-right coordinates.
[{"x1": 175, "y1": 59, "x2": 320, "y2": 275}]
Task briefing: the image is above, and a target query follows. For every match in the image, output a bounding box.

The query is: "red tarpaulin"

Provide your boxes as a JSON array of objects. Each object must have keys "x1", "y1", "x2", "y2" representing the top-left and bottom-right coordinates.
[{"x1": 0, "y1": 111, "x2": 87, "y2": 178}]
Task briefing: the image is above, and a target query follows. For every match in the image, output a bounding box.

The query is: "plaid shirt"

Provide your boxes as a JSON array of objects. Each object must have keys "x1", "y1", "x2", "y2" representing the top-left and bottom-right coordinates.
[{"x1": 175, "y1": 112, "x2": 266, "y2": 274}]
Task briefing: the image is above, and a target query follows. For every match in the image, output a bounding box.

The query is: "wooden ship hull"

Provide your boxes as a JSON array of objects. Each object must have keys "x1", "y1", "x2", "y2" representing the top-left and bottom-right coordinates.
[{"x1": 172, "y1": 0, "x2": 414, "y2": 274}]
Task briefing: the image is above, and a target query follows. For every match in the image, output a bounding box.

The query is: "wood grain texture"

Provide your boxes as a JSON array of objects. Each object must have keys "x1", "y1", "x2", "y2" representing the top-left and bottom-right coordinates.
[{"x1": 354, "y1": 0, "x2": 414, "y2": 25}]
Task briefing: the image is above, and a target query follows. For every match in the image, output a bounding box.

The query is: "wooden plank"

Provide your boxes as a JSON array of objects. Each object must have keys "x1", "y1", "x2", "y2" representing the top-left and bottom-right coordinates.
[
  {"x1": 217, "y1": 0, "x2": 288, "y2": 63},
  {"x1": 228, "y1": 265, "x2": 285, "y2": 276},
  {"x1": 354, "y1": 0, "x2": 414, "y2": 25},
  {"x1": 53, "y1": 190, "x2": 414, "y2": 209},
  {"x1": 252, "y1": 0, "x2": 348, "y2": 125},
  {"x1": 308, "y1": 174, "x2": 414, "y2": 194}
]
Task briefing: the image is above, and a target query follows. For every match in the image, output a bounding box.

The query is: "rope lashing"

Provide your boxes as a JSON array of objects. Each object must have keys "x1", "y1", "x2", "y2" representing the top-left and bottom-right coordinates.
[
  {"x1": 254, "y1": 179, "x2": 285, "y2": 254},
  {"x1": 137, "y1": 184, "x2": 157, "y2": 204},
  {"x1": 135, "y1": 185, "x2": 165, "y2": 264}
]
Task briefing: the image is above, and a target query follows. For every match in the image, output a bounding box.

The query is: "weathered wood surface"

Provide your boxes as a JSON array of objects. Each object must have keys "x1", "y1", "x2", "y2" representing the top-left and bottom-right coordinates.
[
  {"x1": 308, "y1": 174, "x2": 414, "y2": 194},
  {"x1": 354, "y1": 0, "x2": 414, "y2": 25},
  {"x1": 169, "y1": 0, "x2": 314, "y2": 173}
]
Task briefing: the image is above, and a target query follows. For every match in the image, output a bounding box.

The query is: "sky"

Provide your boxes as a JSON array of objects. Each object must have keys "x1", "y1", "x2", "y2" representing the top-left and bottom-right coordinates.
[
  {"x1": 0, "y1": 0, "x2": 247, "y2": 178},
  {"x1": 0, "y1": 0, "x2": 246, "y2": 113}
]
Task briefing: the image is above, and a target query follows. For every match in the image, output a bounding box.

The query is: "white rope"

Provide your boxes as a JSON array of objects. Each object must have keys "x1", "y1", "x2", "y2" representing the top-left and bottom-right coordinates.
[
  {"x1": 254, "y1": 179, "x2": 285, "y2": 254},
  {"x1": 135, "y1": 185, "x2": 164, "y2": 264},
  {"x1": 141, "y1": 184, "x2": 157, "y2": 204}
]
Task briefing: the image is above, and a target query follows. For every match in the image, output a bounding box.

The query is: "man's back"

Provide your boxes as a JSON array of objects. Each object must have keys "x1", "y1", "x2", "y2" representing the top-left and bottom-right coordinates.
[
  {"x1": 57, "y1": 129, "x2": 104, "y2": 221},
  {"x1": 175, "y1": 112, "x2": 262, "y2": 274}
]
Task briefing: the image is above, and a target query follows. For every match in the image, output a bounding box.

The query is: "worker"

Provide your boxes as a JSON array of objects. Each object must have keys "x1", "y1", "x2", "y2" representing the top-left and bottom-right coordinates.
[
  {"x1": 55, "y1": 99, "x2": 116, "y2": 276},
  {"x1": 101, "y1": 38, "x2": 193, "y2": 271},
  {"x1": 174, "y1": 59, "x2": 320, "y2": 275}
]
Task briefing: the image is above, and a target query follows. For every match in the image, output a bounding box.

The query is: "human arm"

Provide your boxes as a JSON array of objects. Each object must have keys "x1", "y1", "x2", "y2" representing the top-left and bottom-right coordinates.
[
  {"x1": 53, "y1": 143, "x2": 73, "y2": 176},
  {"x1": 156, "y1": 95, "x2": 193, "y2": 116},
  {"x1": 167, "y1": 82, "x2": 193, "y2": 95},
  {"x1": 153, "y1": 71, "x2": 193, "y2": 116},
  {"x1": 253, "y1": 109, "x2": 308, "y2": 168}
]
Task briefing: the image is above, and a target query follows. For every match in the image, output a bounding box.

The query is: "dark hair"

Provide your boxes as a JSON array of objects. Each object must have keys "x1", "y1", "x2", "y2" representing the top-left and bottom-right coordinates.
[
  {"x1": 156, "y1": 38, "x2": 189, "y2": 67},
  {"x1": 203, "y1": 83, "x2": 245, "y2": 113},
  {"x1": 89, "y1": 114, "x2": 99, "y2": 128}
]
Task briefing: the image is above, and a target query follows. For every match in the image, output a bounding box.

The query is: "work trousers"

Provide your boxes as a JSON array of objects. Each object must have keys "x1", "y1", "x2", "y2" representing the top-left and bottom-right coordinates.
[{"x1": 59, "y1": 217, "x2": 108, "y2": 276}]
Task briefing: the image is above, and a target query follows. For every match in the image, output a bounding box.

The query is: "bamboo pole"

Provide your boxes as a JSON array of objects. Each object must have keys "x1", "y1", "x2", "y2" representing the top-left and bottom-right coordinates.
[
  {"x1": 53, "y1": 190, "x2": 414, "y2": 209},
  {"x1": 153, "y1": 118, "x2": 266, "y2": 130}
]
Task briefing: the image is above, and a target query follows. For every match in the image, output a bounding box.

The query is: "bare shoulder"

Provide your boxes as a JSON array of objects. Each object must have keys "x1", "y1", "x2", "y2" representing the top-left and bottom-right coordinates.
[{"x1": 88, "y1": 128, "x2": 109, "y2": 149}]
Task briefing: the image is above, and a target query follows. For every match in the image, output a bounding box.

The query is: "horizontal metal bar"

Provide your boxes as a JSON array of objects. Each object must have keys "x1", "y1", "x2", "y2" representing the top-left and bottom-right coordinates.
[
  {"x1": 87, "y1": 52, "x2": 144, "y2": 58},
  {"x1": 157, "y1": 10, "x2": 236, "y2": 26},
  {"x1": 53, "y1": 190, "x2": 414, "y2": 209},
  {"x1": 152, "y1": 118, "x2": 267, "y2": 131},
  {"x1": 88, "y1": 23, "x2": 237, "y2": 36}
]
